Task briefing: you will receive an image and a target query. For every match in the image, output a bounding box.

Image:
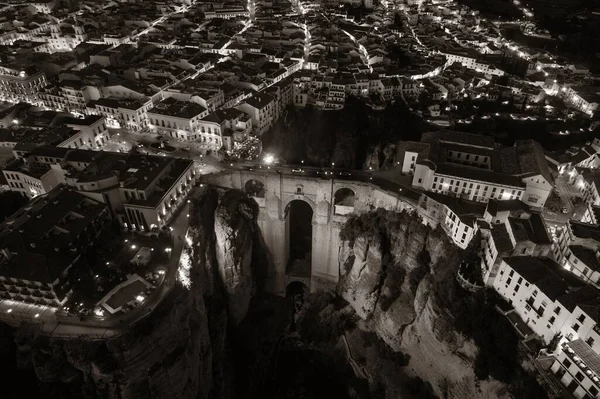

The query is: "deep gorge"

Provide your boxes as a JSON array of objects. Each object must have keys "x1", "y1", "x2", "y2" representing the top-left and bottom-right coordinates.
[{"x1": 0, "y1": 187, "x2": 545, "y2": 399}]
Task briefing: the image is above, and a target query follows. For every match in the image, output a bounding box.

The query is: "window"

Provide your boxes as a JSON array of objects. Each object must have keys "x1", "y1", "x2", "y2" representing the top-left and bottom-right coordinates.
[
  {"x1": 506, "y1": 278, "x2": 512, "y2": 285},
  {"x1": 578, "y1": 314, "x2": 586, "y2": 323},
  {"x1": 573, "y1": 323, "x2": 580, "y2": 332},
  {"x1": 517, "y1": 277, "x2": 523, "y2": 284},
  {"x1": 554, "y1": 306, "x2": 561, "y2": 315},
  {"x1": 532, "y1": 290, "x2": 538, "y2": 297},
  {"x1": 563, "y1": 359, "x2": 571, "y2": 369},
  {"x1": 514, "y1": 284, "x2": 520, "y2": 292},
  {"x1": 509, "y1": 270, "x2": 514, "y2": 277},
  {"x1": 549, "y1": 316, "x2": 555, "y2": 324},
  {"x1": 418, "y1": 178, "x2": 422, "y2": 183},
  {"x1": 575, "y1": 371, "x2": 584, "y2": 382},
  {"x1": 590, "y1": 386, "x2": 599, "y2": 396},
  {"x1": 586, "y1": 337, "x2": 595, "y2": 347}
]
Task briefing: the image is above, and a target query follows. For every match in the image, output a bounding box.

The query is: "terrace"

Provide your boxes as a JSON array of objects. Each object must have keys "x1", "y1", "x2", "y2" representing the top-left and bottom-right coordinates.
[{"x1": 61, "y1": 230, "x2": 172, "y2": 319}]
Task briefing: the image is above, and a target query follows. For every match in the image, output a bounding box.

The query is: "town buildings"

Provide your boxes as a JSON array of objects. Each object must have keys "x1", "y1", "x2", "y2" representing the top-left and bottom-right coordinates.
[
  {"x1": 398, "y1": 131, "x2": 554, "y2": 208},
  {"x1": 2, "y1": 147, "x2": 196, "y2": 231},
  {"x1": 0, "y1": 185, "x2": 111, "y2": 307}
]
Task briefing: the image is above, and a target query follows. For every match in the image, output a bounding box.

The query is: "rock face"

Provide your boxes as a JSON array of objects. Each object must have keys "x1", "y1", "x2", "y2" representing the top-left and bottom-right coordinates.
[
  {"x1": 4, "y1": 188, "x2": 282, "y2": 399},
  {"x1": 214, "y1": 190, "x2": 259, "y2": 325},
  {"x1": 337, "y1": 209, "x2": 504, "y2": 398}
]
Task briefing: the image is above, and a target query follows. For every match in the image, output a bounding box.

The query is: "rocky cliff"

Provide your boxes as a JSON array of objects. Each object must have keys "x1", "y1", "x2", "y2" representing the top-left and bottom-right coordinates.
[
  {"x1": 213, "y1": 190, "x2": 259, "y2": 325},
  {"x1": 3, "y1": 187, "x2": 290, "y2": 399},
  {"x1": 337, "y1": 209, "x2": 506, "y2": 398}
]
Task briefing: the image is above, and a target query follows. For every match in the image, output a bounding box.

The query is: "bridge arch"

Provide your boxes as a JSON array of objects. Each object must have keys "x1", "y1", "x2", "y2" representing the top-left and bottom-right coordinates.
[
  {"x1": 334, "y1": 187, "x2": 356, "y2": 215},
  {"x1": 244, "y1": 178, "x2": 266, "y2": 198},
  {"x1": 281, "y1": 194, "x2": 317, "y2": 222},
  {"x1": 284, "y1": 199, "x2": 314, "y2": 287}
]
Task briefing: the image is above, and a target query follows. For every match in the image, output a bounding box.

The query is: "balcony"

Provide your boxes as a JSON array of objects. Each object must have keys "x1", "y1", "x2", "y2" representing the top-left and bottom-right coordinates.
[{"x1": 526, "y1": 297, "x2": 544, "y2": 317}]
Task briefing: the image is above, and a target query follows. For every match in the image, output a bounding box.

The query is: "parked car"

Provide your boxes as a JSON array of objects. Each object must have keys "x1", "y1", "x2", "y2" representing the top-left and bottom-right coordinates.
[
  {"x1": 291, "y1": 168, "x2": 303, "y2": 173},
  {"x1": 182, "y1": 146, "x2": 190, "y2": 151},
  {"x1": 562, "y1": 207, "x2": 569, "y2": 214},
  {"x1": 339, "y1": 171, "x2": 352, "y2": 176}
]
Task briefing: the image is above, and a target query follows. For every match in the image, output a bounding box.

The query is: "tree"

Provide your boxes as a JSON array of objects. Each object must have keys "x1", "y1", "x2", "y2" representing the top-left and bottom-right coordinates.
[
  {"x1": 545, "y1": 191, "x2": 564, "y2": 213},
  {"x1": 459, "y1": 230, "x2": 484, "y2": 286}
]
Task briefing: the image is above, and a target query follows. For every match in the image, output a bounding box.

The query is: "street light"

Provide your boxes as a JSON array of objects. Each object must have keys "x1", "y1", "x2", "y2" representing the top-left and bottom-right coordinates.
[{"x1": 264, "y1": 153, "x2": 275, "y2": 164}]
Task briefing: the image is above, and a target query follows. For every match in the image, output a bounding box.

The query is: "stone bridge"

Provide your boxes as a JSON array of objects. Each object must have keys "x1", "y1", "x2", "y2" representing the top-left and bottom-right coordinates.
[{"x1": 203, "y1": 170, "x2": 416, "y2": 296}]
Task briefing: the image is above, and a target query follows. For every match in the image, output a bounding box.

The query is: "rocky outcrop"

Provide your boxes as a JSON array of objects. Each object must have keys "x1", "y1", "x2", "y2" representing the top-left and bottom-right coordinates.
[
  {"x1": 214, "y1": 190, "x2": 259, "y2": 325},
  {"x1": 337, "y1": 209, "x2": 505, "y2": 398},
  {"x1": 338, "y1": 209, "x2": 436, "y2": 347}
]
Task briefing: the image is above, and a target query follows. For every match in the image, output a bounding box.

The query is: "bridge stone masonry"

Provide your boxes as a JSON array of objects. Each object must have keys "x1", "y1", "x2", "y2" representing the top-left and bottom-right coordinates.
[{"x1": 202, "y1": 169, "x2": 416, "y2": 296}]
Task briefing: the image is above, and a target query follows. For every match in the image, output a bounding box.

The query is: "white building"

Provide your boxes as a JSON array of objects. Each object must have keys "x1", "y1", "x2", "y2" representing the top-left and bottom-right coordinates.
[
  {"x1": 197, "y1": 108, "x2": 252, "y2": 151},
  {"x1": 417, "y1": 192, "x2": 484, "y2": 249},
  {"x1": 236, "y1": 92, "x2": 276, "y2": 135},
  {"x1": 492, "y1": 256, "x2": 590, "y2": 344},
  {"x1": 94, "y1": 97, "x2": 153, "y2": 130},
  {"x1": 553, "y1": 221, "x2": 600, "y2": 285},
  {"x1": 0, "y1": 65, "x2": 47, "y2": 104},
  {"x1": 147, "y1": 97, "x2": 209, "y2": 141},
  {"x1": 401, "y1": 132, "x2": 553, "y2": 208},
  {"x1": 480, "y1": 200, "x2": 553, "y2": 284}
]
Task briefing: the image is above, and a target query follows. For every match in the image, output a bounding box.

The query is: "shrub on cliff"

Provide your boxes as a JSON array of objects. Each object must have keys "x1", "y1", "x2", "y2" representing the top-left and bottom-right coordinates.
[
  {"x1": 454, "y1": 289, "x2": 548, "y2": 398},
  {"x1": 298, "y1": 292, "x2": 358, "y2": 343},
  {"x1": 459, "y1": 230, "x2": 484, "y2": 286},
  {"x1": 339, "y1": 208, "x2": 419, "y2": 247}
]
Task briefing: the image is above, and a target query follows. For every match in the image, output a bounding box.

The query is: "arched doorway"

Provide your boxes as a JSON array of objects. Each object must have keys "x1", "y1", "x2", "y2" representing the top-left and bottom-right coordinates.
[{"x1": 285, "y1": 200, "x2": 313, "y2": 280}]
